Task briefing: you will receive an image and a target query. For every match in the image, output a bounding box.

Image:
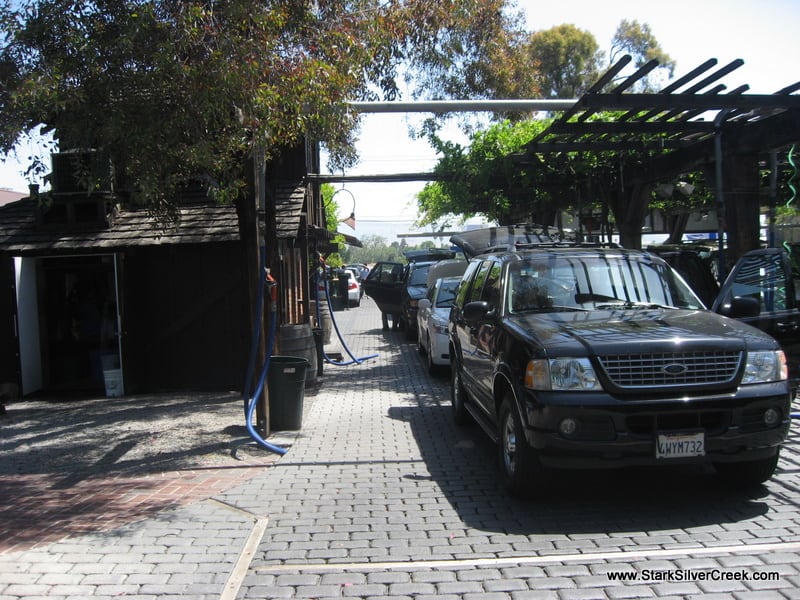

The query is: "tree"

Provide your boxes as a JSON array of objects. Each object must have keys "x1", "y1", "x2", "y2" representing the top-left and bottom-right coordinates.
[
  {"x1": 406, "y1": 1, "x2": 531, "y2": 102},
  {"x1": 0, "y1": 0, "x2": 526, "y2": 212},
  {"x1": 416, "y1": 119, "x2": 554, "y2": 226},
  {"x1": 416, "y1": 19, "x2": 683, "y2": 245},
  {"x1": 523, "y1": 24, "x2": 601, "y2": 99},
  {"x1": 609, "y1": 20, "x2": 675, "y2": 91}
]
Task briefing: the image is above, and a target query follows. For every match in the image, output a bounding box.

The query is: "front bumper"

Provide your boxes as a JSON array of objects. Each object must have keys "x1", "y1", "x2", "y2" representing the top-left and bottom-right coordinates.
[
  {"x1": 521, "y1": 385, "x2": 791, "y2": 469},
  {"x1": 428, "y1": 330, "x2": 450, "y2": 366}
]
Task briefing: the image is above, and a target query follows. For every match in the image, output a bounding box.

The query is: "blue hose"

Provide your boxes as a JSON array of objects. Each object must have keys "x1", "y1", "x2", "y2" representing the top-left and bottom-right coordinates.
[
  {"x1": 242, "y1": 257, "x2": 265, "y2": 412},
  {"x1": 313, "y1": 271, "x2": 378, "y2": 366},
  {"x1": 241, "y1": 247, "x2": 287, "y2": 456},
  {"x1": 245, "y1": 308, "x2": 287, "y2": 455}
]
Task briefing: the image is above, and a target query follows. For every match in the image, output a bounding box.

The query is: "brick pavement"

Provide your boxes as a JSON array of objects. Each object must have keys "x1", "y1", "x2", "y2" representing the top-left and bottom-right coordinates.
[
  {"x1": 1, "y1": 297, "x2": 799, "y2": 599},
  {"x1": 0, "y1": 390, "x2": 284, "y2": 555},
  {"x1": 0, "y1": 464, "x2": 273, "y2": 554}
]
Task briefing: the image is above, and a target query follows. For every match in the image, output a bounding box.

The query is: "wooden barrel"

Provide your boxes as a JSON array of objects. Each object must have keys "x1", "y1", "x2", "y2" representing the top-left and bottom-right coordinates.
[
  {"x1": 310, "y1": 296, "x2": 332, "y2": 345},
  {"x1": 277, "y1": 323, "x2": 317, "y2": 387}
]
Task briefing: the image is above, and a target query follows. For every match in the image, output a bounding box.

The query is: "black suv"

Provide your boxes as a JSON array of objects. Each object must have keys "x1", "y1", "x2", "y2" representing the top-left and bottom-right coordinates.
[
  {"x1": 448, "y1": 232, "x2": 792, "y2": 497},
  {"x1": 363, "y1": 248, "x2": 455, "y2": 335}
]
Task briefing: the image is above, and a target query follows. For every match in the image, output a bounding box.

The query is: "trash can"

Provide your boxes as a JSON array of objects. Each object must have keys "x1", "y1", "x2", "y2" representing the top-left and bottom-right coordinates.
[{"x1": 267, "y1": 356, "x2": 309, "y2": 430}]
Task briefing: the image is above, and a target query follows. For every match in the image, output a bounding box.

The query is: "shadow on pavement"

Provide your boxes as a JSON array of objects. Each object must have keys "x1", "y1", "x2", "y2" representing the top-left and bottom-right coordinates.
[{"x1": 388, "y1": 398, "x2": 779, "y2": 538}]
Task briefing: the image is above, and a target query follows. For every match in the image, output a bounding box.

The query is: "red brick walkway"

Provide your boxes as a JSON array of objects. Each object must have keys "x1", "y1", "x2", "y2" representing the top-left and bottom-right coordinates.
[{"x1": 0, "y1": 461, "x2": 276, "y2": 554}]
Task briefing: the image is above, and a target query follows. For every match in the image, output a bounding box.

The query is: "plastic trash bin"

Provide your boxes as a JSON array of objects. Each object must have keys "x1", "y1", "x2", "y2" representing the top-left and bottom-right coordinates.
[{"x1": 267, "y1": 356, "x2": 309, "y2": 430}]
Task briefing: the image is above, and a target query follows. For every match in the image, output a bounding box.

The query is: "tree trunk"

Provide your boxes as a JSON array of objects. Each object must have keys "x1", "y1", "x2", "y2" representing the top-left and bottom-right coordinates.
[
  {"x1": 611, "y1": 182, "x2": 653, "y2": 250},
  {"x1": 665, "y1": 213, "x2": 690, "y2": 244},
  {"x1": 723, "y1": 153, "x2": 761, "y2": 266}
]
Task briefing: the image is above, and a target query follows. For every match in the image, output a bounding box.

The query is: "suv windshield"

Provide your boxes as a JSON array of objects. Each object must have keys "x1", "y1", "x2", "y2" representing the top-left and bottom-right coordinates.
[
  {"x1": 507, "y1": 254, "x2": 704, "y2": 313},
  {"x1": 408, "y1": 265, "x2": 432, "y2": 286},
  {"x1": 435, "y1": 279, "x2": 461, "y2": 308}
]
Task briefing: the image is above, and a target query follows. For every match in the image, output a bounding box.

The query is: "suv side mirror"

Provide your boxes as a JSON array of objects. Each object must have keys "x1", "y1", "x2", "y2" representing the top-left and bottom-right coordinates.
[
  {"x1": 463, "y1": 300, "x2": 494, "y2": 323},
  {"x1": 718, "y1": 295, "x2": 760, "y2": 318}
]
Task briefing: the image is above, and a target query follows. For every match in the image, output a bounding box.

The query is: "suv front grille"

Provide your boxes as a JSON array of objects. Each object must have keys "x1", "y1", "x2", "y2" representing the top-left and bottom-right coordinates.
[{"x1": 598, "y1": 351, "x2": 742, "y2": 389}]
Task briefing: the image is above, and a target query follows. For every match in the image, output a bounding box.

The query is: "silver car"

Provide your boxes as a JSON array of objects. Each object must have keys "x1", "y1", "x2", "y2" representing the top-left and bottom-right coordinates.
[{"x1": 417, "y1": 276, "x2": 462, "y2": 373}]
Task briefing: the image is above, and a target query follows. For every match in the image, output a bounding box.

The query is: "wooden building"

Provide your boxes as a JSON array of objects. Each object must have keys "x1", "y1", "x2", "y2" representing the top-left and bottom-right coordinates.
[{"x1": 0, "y1": 143, "x2": 330, "y2": 398}]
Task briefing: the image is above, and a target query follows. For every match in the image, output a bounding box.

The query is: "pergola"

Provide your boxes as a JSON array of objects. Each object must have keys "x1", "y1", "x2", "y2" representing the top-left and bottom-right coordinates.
[
  {"x1": 322, "y1": 55, "x2": 799, "y2": 267},
  {"x1": 518, "y1": 55, "x2": 800, "y2": 267}
]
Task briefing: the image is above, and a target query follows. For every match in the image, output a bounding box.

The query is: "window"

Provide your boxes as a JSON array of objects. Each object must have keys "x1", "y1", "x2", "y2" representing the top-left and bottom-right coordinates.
[{"x1": 727, "y1": 253, "x2": 787, "y2": 312}]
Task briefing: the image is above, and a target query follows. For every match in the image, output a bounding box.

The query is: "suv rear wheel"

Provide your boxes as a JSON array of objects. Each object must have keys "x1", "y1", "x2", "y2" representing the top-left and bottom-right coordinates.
[
  {"x1": 450, "y1": 361, "x2": 470, "y2": 425},
  {"x1": 498, "y1": 393, "x2": 549, "y2": 497}
]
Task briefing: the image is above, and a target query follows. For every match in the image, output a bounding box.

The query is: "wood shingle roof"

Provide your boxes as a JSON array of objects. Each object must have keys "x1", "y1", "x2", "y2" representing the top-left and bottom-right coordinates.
[{"x1": 0, "y1": 196, "x2": 240, "y2": 255}]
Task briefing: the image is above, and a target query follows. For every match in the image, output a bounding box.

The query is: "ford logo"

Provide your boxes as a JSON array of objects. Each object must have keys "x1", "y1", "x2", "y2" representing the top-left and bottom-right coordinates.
[{"x1": 663, "y1": 363, "x2": 689, "y2": 376}]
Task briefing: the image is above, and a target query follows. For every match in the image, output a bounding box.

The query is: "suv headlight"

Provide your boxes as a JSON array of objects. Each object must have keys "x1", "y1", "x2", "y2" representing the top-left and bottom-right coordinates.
[
  {"x1": 741, "y1": 350, "x2": 787, "y2": 384},
  {"x1": 525, "y1": 358, "x2": 601, "y2": 391}
]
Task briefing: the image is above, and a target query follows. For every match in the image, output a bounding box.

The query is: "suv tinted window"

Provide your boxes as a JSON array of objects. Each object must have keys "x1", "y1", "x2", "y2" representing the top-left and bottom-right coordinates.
[
  {"x1": 368, "y1": 262, "x2": 403, "y2": 283},
  {"x1": 482, "y1": 262, "x2": 502, "y2": 306},
  {"x1": 469, "y1": 261, "x2": 493, "y2": 302},
  {"x1": 721, "y1": 252, "x2": 787, "y2": 311},
  {"x1": 455, "y1": 260, "x2": 482, "y2": 307},
  {"x1": 408, "y1": 264, "x2": 432, "y2": 286}
]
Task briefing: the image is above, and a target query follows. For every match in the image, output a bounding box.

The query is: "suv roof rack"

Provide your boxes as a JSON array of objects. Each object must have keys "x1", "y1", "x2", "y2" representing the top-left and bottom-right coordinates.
[{"x1": 481, "y1": 241, "x2": 621, "y2": 253}]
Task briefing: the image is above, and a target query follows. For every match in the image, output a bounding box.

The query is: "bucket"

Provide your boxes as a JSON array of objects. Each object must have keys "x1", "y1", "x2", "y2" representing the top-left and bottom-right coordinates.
[
  {"x1": 103, "y1": 370, "x2": 124, "y2": 397},
  {"x1": 267, "y1": 356, "x2": 309, "y2": 430},
  {"x1": 101, "y1": 354, "x2": 124, "y2": 397},
  {"x1": 278, "y1": 323, "x2": 317, "y2": 387}
]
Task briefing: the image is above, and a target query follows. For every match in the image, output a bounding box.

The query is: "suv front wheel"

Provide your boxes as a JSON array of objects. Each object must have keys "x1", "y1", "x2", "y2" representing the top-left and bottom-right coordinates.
[
  {"x1": 498, "y1": 393, "x2": 549, "y2": 497},
  {"x1": 714, "y1": 450, "x2": 780, "y2": 488}
]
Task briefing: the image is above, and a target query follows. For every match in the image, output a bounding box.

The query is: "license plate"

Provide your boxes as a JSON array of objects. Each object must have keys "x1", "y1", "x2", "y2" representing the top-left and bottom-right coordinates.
[{"x1": 655, "y1": 432, "x2": 705, "y2": 459}]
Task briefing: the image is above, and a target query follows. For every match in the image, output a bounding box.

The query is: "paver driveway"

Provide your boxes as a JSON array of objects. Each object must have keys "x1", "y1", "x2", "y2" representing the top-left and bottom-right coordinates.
[{"x1": 1, "y1": 297, "x2": 799, "y2": 599}]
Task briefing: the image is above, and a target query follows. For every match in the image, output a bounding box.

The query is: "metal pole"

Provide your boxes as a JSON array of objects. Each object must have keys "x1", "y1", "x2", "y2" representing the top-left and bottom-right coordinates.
[
  {"x1": 768, "y1": 150, "x2": 777, "y2": 248},
  {"x1": 714, "y1": 110, "x2": 731, "y2": 281},
  {"x1": 347, "y1": 99, "x2": 578, "y2": 114}
]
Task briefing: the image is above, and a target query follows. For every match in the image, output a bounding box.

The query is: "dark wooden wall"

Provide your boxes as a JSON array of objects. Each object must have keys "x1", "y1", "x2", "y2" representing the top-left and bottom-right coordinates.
[{"x1": 121, "y1": 241, "x2": 251, "y2": 393}]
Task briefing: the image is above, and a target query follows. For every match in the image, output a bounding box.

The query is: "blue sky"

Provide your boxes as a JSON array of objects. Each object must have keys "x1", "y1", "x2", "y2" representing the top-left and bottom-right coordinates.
[{"x1": 2, "y1": 0, "x2": 798, "y2": 241}]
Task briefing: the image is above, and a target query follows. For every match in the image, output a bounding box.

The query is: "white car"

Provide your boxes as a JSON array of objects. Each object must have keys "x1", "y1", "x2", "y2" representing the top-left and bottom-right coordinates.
[
  {"x1": 417, "y1": 276, "x2": 462, "y2": 373},
  {"x1": 342, "y1": 267, "x2": 362, "y2": 307}
]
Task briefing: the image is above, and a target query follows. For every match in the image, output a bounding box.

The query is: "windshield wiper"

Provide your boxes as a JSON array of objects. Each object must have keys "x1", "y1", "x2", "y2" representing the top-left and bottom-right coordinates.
[
  {"x1": 516, "y1": 305, "x2": 589, "y2": 313},
  {"x1": 595, "y1": 301, "x2": 675, "y2": 310}
]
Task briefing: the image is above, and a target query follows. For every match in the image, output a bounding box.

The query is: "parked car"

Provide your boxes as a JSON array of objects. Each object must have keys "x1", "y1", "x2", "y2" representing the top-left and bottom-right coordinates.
[
  {"x1": 649, "y1": 245, "x2": 800, "y2": 388},
  {"x1": 447, "y1": 227, "x2": 792, "y2": 497},
  {"x1": 647, "y1": 247, "x2": 720, "y2": 307},
  {"x1": 345, "y1": 263, "x2": 369, "y2": 298},
  {"x1": 362, "y1": 248, "x2": 455, "y2": 334},
  {"x1": 711, "y1": 248, "x2": 800, "y2": 386},
  {"x1": 417, "y1": 276, "x2": 463, "y2": 373}
]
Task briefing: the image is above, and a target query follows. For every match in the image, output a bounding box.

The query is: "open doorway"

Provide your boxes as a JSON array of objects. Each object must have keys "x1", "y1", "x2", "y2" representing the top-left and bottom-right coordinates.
[{"x1": 18, "y1": 254, "x2": 122, "y2": 395}]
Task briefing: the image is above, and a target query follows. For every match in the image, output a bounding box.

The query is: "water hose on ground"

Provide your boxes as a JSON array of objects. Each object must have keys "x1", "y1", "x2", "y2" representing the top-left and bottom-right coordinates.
[
  {"x1": 314, "y1": 271, "x2": 378, "y2": 366},
  {"x1": 245, "y1": 307, "x2": 287, "y2": 455}
]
